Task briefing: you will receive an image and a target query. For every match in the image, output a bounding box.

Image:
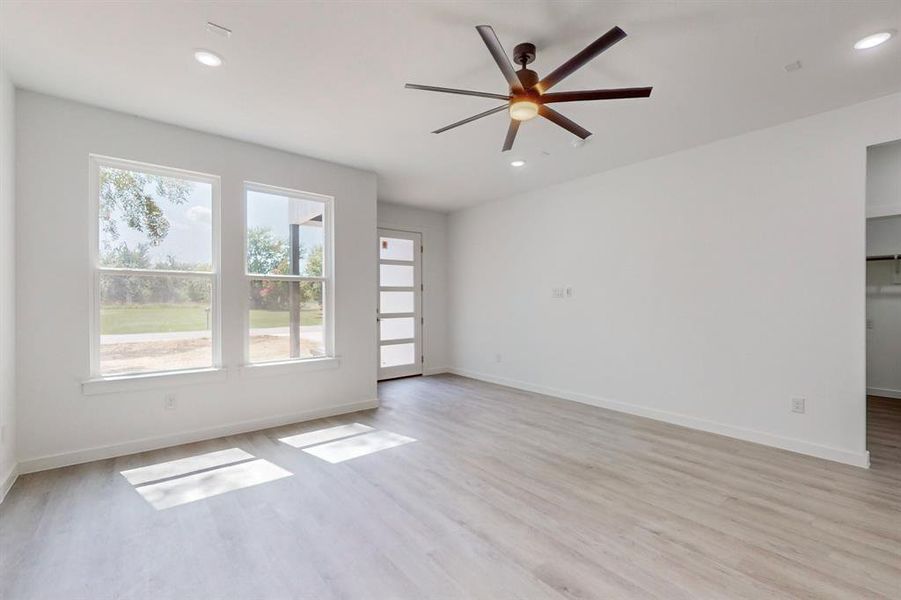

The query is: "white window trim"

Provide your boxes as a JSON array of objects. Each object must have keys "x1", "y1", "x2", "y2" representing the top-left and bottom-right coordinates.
[
  {"x1": 243, "y1": 181, "x2": 336, "y2": 367},
  {"x1": 87, "y1": 154, "x2": 222, "y2": 382},
  {"x1": 239, "y1": 356, "x2": 341, "y2": 378},
  {"x1": 82, "y1": 367, "x2": 228, "y2": 396}
]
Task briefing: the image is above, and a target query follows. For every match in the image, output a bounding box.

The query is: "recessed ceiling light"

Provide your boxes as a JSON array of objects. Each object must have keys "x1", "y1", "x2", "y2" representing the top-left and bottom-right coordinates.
[
  {"x1": 510, "y1": 160, "x2": 526, "y2": 167},
  {"x1": 854, "y1": 31, "x2": 894, "y2": 50},
  {"x1": 194, "y1": 49, "x2": 224, "y2": 67}
]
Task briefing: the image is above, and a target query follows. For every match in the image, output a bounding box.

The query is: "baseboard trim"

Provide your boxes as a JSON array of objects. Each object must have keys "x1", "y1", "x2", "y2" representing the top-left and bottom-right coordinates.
[
  {"x1": 0, "y1": 463, "x2": 18, "y2": 503},
  {"x1": 18, "y1": 398, "x2": 380, "y2": 475},
  {"x1": 867, "y1": 387, "x2": 901, "y2": 400},
  {"x1": 448, "y1": 368, "x2": 870, "y2": 469},
  {"x1": 424, "y1": 367, "x2": 450, "y2": 376}
]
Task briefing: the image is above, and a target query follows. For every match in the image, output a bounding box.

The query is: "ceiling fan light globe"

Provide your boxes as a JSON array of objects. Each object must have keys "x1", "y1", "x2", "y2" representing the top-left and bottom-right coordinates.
[{"x1": 510, "y1": 100, "x2": 539, "y2": 121}]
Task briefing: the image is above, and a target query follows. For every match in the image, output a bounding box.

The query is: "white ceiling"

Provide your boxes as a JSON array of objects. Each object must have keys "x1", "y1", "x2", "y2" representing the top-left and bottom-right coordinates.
[{"x1": 2, "y1": 1, "x2": 900, "y2": 211}]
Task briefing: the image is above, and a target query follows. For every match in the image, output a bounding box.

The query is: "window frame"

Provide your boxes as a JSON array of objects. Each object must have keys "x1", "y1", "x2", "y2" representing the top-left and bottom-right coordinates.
[
  {"x1": 88, "y1": 154, "x2": 222, "y2": 378},
  {"x1": 243, "y1": 181, "x2": 335, "y2": 365}
]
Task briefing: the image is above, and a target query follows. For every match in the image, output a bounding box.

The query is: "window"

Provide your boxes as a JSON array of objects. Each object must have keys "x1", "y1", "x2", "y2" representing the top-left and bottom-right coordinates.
[
  {"x1": 91, "y1": 156, "x2": 220, "y2": 377},
  {"x1": 245, "y1": 182, "x2": 333, "y2": 364}
]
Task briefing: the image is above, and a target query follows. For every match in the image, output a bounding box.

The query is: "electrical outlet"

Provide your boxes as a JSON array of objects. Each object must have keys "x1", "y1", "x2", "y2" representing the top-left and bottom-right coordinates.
[
  {"x1": 552, "y1": 287, "x2": 564, "y2": 299},
  {"x1": 791, "y1": 398, "x2": 805, "y2": 414},
  {"x1": 565, "y1": 286, "x2": 574, "y2": 298},
  {"x1": 495, "y1": 353, "x2": 502, "y2": 363},
  {"x1": 164, "y1": 394, "x2": 177, "y2": 411}
]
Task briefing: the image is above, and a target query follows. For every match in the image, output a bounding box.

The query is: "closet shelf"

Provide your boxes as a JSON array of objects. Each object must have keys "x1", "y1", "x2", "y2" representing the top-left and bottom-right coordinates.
[{"x1": 866, "y1": 254, "x2": 900, "y2": 262}]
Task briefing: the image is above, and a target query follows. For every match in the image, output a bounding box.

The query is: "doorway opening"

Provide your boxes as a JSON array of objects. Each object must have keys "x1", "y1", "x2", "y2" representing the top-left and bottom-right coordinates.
[
  {"x1": 377, "y1": 229, "x2": 423, "y2": 380},
  {"x1": 865, "y1": 138, "x2": 901, "y2": 468}
]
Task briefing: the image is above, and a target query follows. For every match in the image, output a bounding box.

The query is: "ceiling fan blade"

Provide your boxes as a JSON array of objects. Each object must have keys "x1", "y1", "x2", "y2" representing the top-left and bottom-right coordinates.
[
  {"x1": 475, "y1": 25, "x2": 525, "y2": 94},
  {"x1": 405, "y1": 83, "x2": 511, "y2": 101},
  {"x1": 540, "y1": 86, "x2": 653, "y2": 103},
  {"x1": 539, "y1": 105, "x2": 592, "y2": 139},
  {"x1": 432, "y1": 105, "x2": 508, "y2": 134},
  {"x1": 502, "y1": 120, "x2": 520, "y2": 152},
  {"x1": 534, "y1": 26, "x2": 628, "y2": 93}
]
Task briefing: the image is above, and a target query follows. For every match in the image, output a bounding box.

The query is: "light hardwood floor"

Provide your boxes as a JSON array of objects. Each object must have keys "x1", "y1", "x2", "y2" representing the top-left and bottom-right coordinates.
[{"x1": 1, "y1": 375, "x2": 900, "y2": 599}]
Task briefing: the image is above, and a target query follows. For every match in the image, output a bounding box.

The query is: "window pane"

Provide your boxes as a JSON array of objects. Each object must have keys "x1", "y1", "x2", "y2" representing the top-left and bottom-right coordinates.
[
  {"x1": 379, "y1": 264, "x2": 414, "y2": 288},
  {"x1": 99, "y1": 165, "x2": 212, "y2": 271},
  {"x1": 246, "y1": 189, "x2": 325, "y2": 277},
  {"x1": 380, "y1": 317, "x2": 414, "y2": 341},
  {"x1": 380, "y1": 343, "x2": 415, "y2": 368},
  {"x1": 249, "y1": 280, "x2": 325, "y2": 363},
  {"x1": 379, "y1": 237, "x2": 414, "y2": 261},
  {"x1": 380, "y1": 291, "x2": 414, "y2": 314},
  {"x1": 100, "y1": 274, "x2": 212, "y2": 375}
]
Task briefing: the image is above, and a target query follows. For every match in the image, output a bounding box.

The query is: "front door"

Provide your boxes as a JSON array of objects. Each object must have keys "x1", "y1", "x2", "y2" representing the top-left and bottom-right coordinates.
[{"x1": 377, "y1": 229, "x2": 422, "y2": 380}]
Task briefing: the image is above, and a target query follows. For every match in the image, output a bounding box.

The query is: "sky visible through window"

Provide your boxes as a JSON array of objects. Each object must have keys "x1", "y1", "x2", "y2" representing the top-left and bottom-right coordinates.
[
  {"x1": 99, "y1": 171, "x2": 326, "y2": 270},
  {"x1": 246, "y1": 189, "x2": 324, "y2": 258},
  {"x1": 99, "y1": 170, "x2": 213, "y2": 268}
]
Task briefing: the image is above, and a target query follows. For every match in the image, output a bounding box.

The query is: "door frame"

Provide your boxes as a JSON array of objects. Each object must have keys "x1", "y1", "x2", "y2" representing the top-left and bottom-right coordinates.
[{"x1": 377, "y1": 228, "x2": 423, "y2": 380}]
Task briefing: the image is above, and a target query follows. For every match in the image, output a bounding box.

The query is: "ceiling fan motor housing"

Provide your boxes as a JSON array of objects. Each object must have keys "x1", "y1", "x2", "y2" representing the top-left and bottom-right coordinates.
[
  {"x1": 513, "y1": 42, "x2": 536, "y2": 66},
  {"x1": 512, "y1": 43, "x2": 539, "y2": 94}
]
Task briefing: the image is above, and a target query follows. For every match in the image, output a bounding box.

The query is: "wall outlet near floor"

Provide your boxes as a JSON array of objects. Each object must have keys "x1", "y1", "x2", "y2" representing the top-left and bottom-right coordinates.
[
  {"x1": 164, "y1": 394, "x2": 177, "y2": 411},
  {"x1": 565, "y1": 286, "x2": 574, "y2": 298},
  {"x1": 791, "y1": 398, "x2": 806, "y2": 414}
]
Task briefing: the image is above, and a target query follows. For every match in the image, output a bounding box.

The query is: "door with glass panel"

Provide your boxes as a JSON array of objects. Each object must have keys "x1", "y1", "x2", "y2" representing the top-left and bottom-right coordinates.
[{"x1": 378, "y1": 229, "x2": 422, "y2": 380}]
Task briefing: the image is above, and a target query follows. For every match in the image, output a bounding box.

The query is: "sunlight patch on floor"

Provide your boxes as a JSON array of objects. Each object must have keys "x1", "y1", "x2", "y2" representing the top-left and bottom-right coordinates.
[
  {"x1": 120, "y1": 448, "x2": 291, "y2": 510},
  {"x1": 120, "y1": 448, "x2": 255, "y2": 485},
  {"x1": 278, "y1": 422, "x2": 416, "y2": 464},
  {"x1": 278, "y1": 423, "x2": 374, "y2": 448},
  {"x1": 302, "y1": 430, "x2": 416, "y2": 464}
]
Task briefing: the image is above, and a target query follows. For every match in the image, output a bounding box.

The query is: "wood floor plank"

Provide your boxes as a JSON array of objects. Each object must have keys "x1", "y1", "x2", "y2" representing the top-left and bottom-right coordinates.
[{"x1": 1, "y1": 376, "x2": 899, "y2": 599}]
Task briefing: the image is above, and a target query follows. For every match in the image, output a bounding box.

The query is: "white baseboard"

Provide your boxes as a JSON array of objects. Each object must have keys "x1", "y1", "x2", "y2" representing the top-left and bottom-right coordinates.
[
  {"x1": 424, "y1": 367, "x2": 449, "y2": 376},
  {"x1": 448, "y1": 368, "x2": 870, "y2": 469},
  {"x1": 18, "y1": 398, "x2": 380, "y2": 475},
  {"x1": 0, "y1": 463, "x2": 18, "y2": 503},
  {"x1": 867, "y1": 387, "x2": 901, "y2": 400}
]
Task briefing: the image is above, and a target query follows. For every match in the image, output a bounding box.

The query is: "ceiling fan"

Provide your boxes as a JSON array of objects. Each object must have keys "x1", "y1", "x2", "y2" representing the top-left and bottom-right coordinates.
[{"x1": 405, "y1": 25, "x2": 652, "y2": 152}]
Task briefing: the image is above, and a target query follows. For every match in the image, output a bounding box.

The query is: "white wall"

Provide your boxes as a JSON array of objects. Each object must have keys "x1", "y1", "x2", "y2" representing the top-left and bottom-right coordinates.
[
  {"x1": 377, "y1": 202, "x2": 449, "y2": 374},
  {"x1": 449, "y1": 92, "x2": 901, "y2": 468},
  {"x1": 866, "y1": 139, "x2": 901, "y2": 218},
  {"x1": 0, "y1": 63, "x2": 17, "y2": 497},
  {"x1": 15, "y1": 91, "x2": 378, "y2": 471}
]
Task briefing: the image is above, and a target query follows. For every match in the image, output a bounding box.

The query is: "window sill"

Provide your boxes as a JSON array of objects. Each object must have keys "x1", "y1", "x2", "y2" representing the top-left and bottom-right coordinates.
[
  {"x1": 240, "y1": 357, "x2": 340, "y2": 378},
  {"x1": 82, "y1": 367, "x2": 228, "y2": 396}
]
